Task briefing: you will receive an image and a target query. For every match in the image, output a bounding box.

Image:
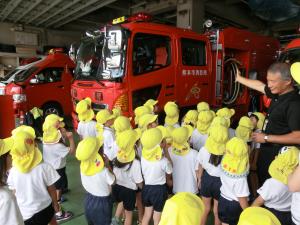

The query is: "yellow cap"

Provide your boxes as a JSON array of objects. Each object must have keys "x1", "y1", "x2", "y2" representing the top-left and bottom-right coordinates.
[
  {"x1": 144, "y1": 99, "x2": 158, "y2": 112},
  {"x1": 197, "y1": 101, "x2": 210, "y2": 112},
  {"x1": 12, "y1": 125, "x2": 36, "y2": 138},
  {"x1": 76, "y1": 137, "x2": 104, "y2": 176},
  {"x1": 210, "y1": 116, "x2": 228, "y2": 128},
  {"x1": 137, "y1": 113, "x2": 158, "y2": 131},
  {"x1": 183, "y1": 110, "x2": 198, "y2": 127},
  {"x1": 43, "y1": 114, "x2": 65, "y2": 131},
  {"x1": 268, "y1": 146, "x2": 299, "y2": 184},
  {"x1": 221, "y1": 137, "x2": 249, "y2": 176},
  {"x1": 252, "y1": 112, "x2": 265, "y2": 130},
  {"x1": 10, "y1": 130, "x2": 42, "y2": 173},
  {"x1": 235, "y1": 116, "x2": 254, "y2": 142},
  {"x1": 134, "y1": 105, "x2": 152, "y2": 125},
  {"x1": 30, "y1": 107, "x2": 43, "y2": 119},
  {"x1": 96, "y1": 109, "x2": 115, "y2": 125},
  {"x1": 0, "y1": 137, "x2": 14, "y2": 156},
  {"x1": 164, "y1": 102, "x2": 179, "y2": 126},
  {"x1": 76, "y1": 97, "x2": 95, "y2": 122},
  {"x1": 171, "y1": 125, "x2": 193, "y2": 156},
  {"x1": 112, "y1": 107, "x2": 122, "y2": 117},
  {"x1": 205, "y1": 125, "x2": 229, "y2": 155},
  {"x1": 141, "y1": 128, "x2": 164, "y2": 161},
  {"x1": 238, "y1": 207, "x2": 281, "y2": 225},
  {"x1": 291, "y1": 62, "x2": 300, "y2": 85},
  {"x1": 116, "y1": 129, "x2": 140, "y2": 163},
  {"x1": 42, "y1": 128, "x2": 62, "y2": 144},
  {"x1": 159, "y1": 192, "x2": 205, "y2": 225},
  {"x1": 197, "y1": 110, "x2": 215, "y2": 134},
  {"x1": 216, "y1": 108, "x2": 235, "y2": 127},
  {"x1": 114, "y1": 116, "x2": 132, "y2": 135}
]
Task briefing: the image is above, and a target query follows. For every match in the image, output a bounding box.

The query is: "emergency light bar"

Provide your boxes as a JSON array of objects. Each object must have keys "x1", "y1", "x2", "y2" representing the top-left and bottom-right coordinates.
[{"x1": 112, "y1": 12, "x2": 152, "y2": 25}]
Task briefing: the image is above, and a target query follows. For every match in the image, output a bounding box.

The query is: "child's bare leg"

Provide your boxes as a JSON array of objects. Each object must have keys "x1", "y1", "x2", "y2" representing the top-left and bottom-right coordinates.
[
  {"x1": 213, "y1": 199, "x2": 221, "y2": 225},
  {"x1": 142, "y1": 206, "x2": 153, "y2": 225},
  {"x1": 153, "y1": 211, "x2": 161, "y2": 225},
  {"x1": 201, "y1": 197, "x2": 212, "y2": 225}
]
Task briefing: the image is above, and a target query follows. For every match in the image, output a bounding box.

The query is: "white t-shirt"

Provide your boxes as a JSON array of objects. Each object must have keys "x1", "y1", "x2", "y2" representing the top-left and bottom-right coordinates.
[
  {"x1": 220, "y1": 172, "x2": 250, "y2": 202},
  {"x1": 229, "y1": 128, "x2": 236, "y2": 139},
  {"x1": 81, "y1": 168, "x2": 115, "y2": 197},
  {"x1": 7, "y1": 163, "x2": 60, "y2": 220},
  {"x1": 0, "y1": 187, "x2": 24, "y2": 225},
  {"x1": 168, "y1": 148, "x2": 199, "y2": 194},
  {"x1": 190, "y1": 129, "x2": 208, "y2": 151},
  {"x1": 103, "y1": 127, "x2": 116, "y2": 161},
  {"x1": 257, "y1": 178, "x2": 292, "y2": 211},
  {"x1": 113, "y1": 159, "x2": 143, "y2": 190},
  {"x1": 292, "y1": 192, "x2": 300, "y2": 225},
  {"x1": 43, "y1": 143, "x2": 69, "y2": 169},
  {"x1": 141, "y1": 157, "x2": 172, "y2": 185},
  {"x1": 77, "y1": 120, "x2": 97, "y2": 138},
  {"x1": 197, "y1": 146, "x2": 222, "y2": 177}
]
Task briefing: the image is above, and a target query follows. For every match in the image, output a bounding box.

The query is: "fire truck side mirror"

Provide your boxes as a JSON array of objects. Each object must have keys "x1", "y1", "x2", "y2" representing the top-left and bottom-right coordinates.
[{"x1": 203, "y1": 19, "x2": 213, "y2": 29}]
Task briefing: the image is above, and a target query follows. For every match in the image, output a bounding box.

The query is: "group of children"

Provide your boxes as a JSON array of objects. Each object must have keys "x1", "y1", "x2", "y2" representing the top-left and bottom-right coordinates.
[{"x1": 0, "y1": 97, "x2": 300, "y2": 225}]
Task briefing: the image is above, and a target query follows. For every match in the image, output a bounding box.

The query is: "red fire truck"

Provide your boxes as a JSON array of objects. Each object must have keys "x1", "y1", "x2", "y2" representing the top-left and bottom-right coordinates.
[
  {"x1": 70, "y1": 13, "x2": 279, "y2": 128},
  {"x1": 1, "y1": 49, "x2": 75, "y2": 124}
]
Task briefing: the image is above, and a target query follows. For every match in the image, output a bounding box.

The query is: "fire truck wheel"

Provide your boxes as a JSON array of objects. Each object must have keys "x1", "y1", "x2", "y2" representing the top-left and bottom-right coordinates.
[{"x1": 43, "y1": 103, "x2": 63, "y2": 117}]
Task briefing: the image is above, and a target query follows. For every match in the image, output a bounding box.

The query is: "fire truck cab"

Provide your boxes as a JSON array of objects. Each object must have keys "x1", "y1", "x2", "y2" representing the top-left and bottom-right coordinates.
[
  {"x1": 71, "y1": 13, "x2": 279, "y2": 127},
  {"x1": 1, "y1": 49, "x2": 75, "y2": 121}
]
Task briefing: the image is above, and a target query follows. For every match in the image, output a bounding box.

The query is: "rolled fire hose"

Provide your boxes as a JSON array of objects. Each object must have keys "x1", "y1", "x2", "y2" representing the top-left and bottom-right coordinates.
[{"x1": 223, "y1": 58, "x2": 241, "y2": 105}]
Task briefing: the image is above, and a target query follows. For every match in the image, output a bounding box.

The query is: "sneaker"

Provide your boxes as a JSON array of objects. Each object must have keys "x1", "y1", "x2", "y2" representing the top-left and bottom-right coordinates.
[{"x1": 56, "y1": 210, "x2": 73, "y2": 222}]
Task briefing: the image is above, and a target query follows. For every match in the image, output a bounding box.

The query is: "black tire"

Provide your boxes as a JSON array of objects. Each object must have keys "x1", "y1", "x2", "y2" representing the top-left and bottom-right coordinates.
[{"x1": 42, "y1": 103, "x2": 63, "y2": 117}]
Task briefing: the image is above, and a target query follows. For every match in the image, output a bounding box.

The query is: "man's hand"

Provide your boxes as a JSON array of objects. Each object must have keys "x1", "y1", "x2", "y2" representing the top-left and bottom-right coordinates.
[
  {"x1": 252, "y1": 132, "x2": 266, "y2": 143},
  {"x1": 235, "y1": 67, "x2": 242, "y2": 82}
]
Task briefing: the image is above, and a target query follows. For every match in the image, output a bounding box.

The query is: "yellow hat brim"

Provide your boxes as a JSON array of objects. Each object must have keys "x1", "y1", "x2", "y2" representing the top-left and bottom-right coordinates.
[
  {"x1": 165, "y1": 115, "x2": 179, "y2": 126},
  {"x1": 0, "y1": 137, "x2": 14, "y2": 156},
  {"x1": 238, "y1": 207, "x2": 281, "y2": 225},
  {"x1": 78, "y1": 109, "x2": 95, "y2": 122},
  {"x1": 291, "y1": 62, "x2": 300, "y2": 85}
]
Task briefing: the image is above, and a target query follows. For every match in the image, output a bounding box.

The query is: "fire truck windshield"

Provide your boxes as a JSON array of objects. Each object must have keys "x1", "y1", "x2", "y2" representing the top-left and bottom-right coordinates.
[
  {"x1": 279, "y1": 48, "x2": 300, "y2": 64},
  {"x1": 75, "y1": 26, "x2": 127, "y2": 81}
]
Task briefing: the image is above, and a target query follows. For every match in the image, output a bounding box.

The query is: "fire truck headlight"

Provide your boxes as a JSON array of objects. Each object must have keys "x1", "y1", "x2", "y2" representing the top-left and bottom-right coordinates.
[{"x1": 13, "y1": 94, "x2": 27, "y2": 103}]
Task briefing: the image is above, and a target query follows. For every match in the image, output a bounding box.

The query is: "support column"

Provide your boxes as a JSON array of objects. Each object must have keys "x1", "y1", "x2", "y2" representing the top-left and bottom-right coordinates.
[{"x1": 177, "y1": 0, "x2": 205, "y2": 33}]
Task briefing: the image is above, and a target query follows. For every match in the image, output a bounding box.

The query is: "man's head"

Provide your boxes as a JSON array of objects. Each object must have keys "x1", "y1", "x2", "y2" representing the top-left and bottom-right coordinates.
[{"x1": 267, "y1": 63, "x2": 293, "y2": 95}]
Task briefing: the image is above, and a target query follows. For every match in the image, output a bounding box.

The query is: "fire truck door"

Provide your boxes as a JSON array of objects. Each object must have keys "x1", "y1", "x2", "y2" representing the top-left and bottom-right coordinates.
[
  {"x1": 129, "y1": 32, "x2": 175, "y2": 109},
  {"x1": 0, "y1": 95, "x2": 14, "y2": 138},
  {"x1": 177, "y1": 37, "x2": 210, "y2": 107}
]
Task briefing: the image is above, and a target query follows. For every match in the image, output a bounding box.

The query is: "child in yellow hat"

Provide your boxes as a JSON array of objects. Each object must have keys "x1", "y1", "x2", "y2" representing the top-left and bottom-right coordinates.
[
  {"x1": 238, "y1": 207, "x2": 282, "y2": 225},
  {"x1": 197, "y1": 101, "x2": 210, "y2": 112},
  {"x1": 181, "y1": 110, "x2": 198, "y2": 128},
  {"x1": 111, "y1": 129, "x2": 143, "y2": 225},
  {"x1": 76, "y1": 97, "x2": 97, "y2": 139},
  {"x1": 42, "y1": 114, "x2": 75, "y2": 219},
  {"x1": 8, "y1": 126, "x2": 63, "y2": 225},
  {"x1": 144, "y1": 99, "x2": 159, "y2": 114},
  {"x1": 137, "y1": 113, "x2": 158, "y2": 131},
  {"x1": 134, "y1": 105, "x2": 152, "y2": 125},
  {"x1": 190, "y1": 110, "x2": 215, "y2": 151},
  {"x1": 0, "y1": 137, "x2": 24, "y2": 225},
  {"x1": 76, "y1": 137, "x2": 115, "y2": 225},
  {"x1": 196, "y1": 125, "x2": 229, "y2": 225},
  {"x1": 164, "y1": 101, "x2": 180, "y2": 128},
  {"x1": 252, "y1": 146, "x2": 299, "y2": 225},
  {"x1": 218, "y1": 137, "x2": 250, "y2": 225},
  {"x1": 168, "y1": 125, "x2": 199, "y2": 194},
  {"x1": 96, "y1": 109, "x2": 117, "y2": 161},
  {"x1": 216, "y1": 107, "x2": 236, "y2": 138},
  {"x1": 159, "y1": 192, "x2": 205, "y2": 225},
  {"x1": 140, "y1": 127, "x2": 173, "y2": 225}
]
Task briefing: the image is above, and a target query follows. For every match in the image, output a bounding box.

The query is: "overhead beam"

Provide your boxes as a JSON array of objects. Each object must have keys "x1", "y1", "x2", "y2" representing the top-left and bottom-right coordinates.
[
  {"x1": 205, "y1": 0, "x2": 266, "y2": 31},
  {"x1": 13, "y1": 0, "x2": 43, "y2": 23},
  {"x1": 132, "y1": 0, "x2": 177, "y2": 15},
  {"x1": 45, "y1": 0, "x2": 103, "y2": 27},
  {"x1": 26, "y1": 0, "x2": 63, "y2": 24},
  {"x1": 54, "y1": 0, "x2": 117, "y2": 28},
  {"x1": 0, "y1": 0, "x2": 22, "y2": 21},
  {"x1": 36, "y1": 0, "x2": 81, "y2": 26}
]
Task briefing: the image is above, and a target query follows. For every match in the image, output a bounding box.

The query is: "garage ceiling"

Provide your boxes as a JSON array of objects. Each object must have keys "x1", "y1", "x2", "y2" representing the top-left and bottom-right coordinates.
[{"x1": 0, "y1": 0, "x2": 299, "y2": 39}]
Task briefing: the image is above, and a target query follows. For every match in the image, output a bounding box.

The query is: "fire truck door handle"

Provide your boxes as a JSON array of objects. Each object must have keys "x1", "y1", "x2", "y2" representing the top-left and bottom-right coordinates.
[
  {"x1": 56, "y1": 85, "x2": 64, "y2": 89},
  {"x1": 202, "y1": 83, "x2": 209, "y2": 86},
  {"x1": 166, "y1": 84, "x2": 174, "y2": 89}
]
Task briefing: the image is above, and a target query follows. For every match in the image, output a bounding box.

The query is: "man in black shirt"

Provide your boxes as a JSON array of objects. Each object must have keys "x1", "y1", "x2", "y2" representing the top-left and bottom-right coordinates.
[{"x1": 236, "y1": 62, "x2": 300, "y2": 185}]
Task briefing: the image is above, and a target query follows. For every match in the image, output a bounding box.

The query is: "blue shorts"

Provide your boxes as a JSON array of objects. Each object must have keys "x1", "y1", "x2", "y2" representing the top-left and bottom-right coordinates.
[
  {"x1": 142, "y1": 184, "x2": 168, "y2": 212},
  {"x1": 218, "y1": 196, "x2": 242, "y2": 225},
  {"x1": 200, "y1": 171, "x2": 221, "y2": 200},
  {"x1": 112, "y1": 184, "x2": 136, "y2": 211},
  {"x1": 84, "y1": 193, "x2": 112, "y2": 225},
  {"x1": 265, "y1": 207, "x2": 293, "y2": 225},
  {"x1": 24, "y1": 204, "x2": 54, "y2": 225}
]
